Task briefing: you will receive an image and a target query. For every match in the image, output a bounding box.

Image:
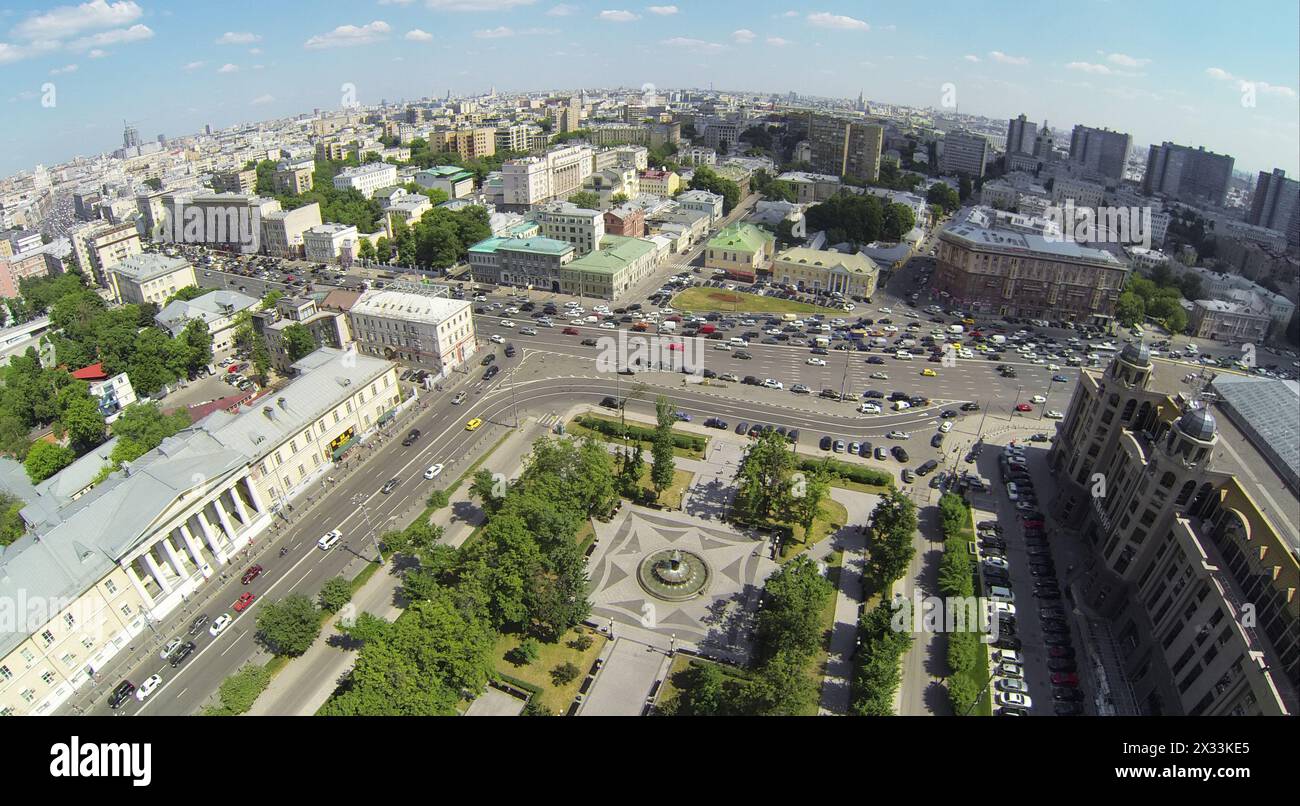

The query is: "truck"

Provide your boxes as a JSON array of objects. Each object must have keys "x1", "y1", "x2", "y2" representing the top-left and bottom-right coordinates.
[
  {"x1": 814, "y1": 336, "x2": 830, "y2": 348},
  {"x1": 989, "y1": 334, "x2": 1007, "y2": 345},
  {"x1": 947, "y1": 324, "x2": 965, "y2": 334},
  {"x1": 659, "y1": 320, "x2": 677, "y2": 333}
]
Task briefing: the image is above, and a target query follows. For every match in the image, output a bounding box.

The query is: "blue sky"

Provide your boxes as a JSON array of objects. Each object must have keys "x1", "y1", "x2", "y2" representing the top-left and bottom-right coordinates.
[{"x1": 2, "y1": 0, "x2": 1297, "y2": 179}]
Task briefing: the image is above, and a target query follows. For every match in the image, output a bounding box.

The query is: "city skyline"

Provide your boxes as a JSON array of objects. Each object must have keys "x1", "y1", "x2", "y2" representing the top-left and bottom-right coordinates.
[{"x1": 0, "y1": 0, "x2": 1297, "y2": 177}]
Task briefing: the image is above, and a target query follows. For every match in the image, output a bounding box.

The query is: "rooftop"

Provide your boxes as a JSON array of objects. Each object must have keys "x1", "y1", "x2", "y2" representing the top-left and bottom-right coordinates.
[
  {"x1": 774, "y1": 247, "x2": 879, "y2": 275},
  {"x1": 350, "y1": 289, "x2": 473, "y2": 325},
  {"x1": 707, "y1": 222, "x2": 774, "y2": 253},
  {"x1": 111, "y1": 253, "x2": 192, "y2": 282},
  {"x1": 564, "y1": 235, "x2": 659, "y2": 275}
]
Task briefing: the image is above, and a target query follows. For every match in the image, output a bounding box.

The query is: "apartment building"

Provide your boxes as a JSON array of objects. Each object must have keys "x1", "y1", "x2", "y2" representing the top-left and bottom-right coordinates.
[
  {"x1": 0, "y1": 347, "x2": 399, "y2": 715},
  {"x1": 638, "y1": 168, "x2": 680, "y2": 197},
  {"x1": 1187, "y1": 299, "x2": 1271, "y2": 343},
  {"x1": 603, "y1": 206, "x2": 646, "y2": 238},
  {"x1": 933, "y1": 206, "x2": 1130, "y2": 325},
  {"x1": 434, "y1": 127, "x2": 496, "y2": 161},
  {"x1": 255, "y1": 295, "x2": 352, "y2": 373},
  {"x1": 70, "y1": 363, "x2": 136, "y2": 423},
  {"x1": 154, "y1": 289, "x2": 259, "y2": 353},
  {"x1": 303, "y1": 223, "x2": 360, "y2": 264},
  {"x1": 777, "y1": 171, "x2": 843, "y2": 205},
  {"x1": 1046, "y1": 346, "x2": 1296, "y2": 716},
  {"x1": 69, "y1": 221, "x2": 142, "y2": 288},
  {"x1": 675, "y1": 189, "x2": 724, "y2": 224},
  {"x1": 273, "y1": 159, "x2": 315, "y2": 195},
  {"x1": 1143, "y1": 142, "x2": 1235, "y2": 206},
  {"x1": 1247, "y1": 168, "x2": 1300, "y2": 251},
  {"x1": 805, "y1": 113, "x2": 884, "y2": 182},
  {"x1": 158, "y1": 192, "x2": 279, "y2": 254},
  {"x1": 348, "y1": 287, "x2": 476, "y2": 374},
  {"x1": 260, "y1": 203, "x2": 322, "y2": 259},
  {"x1": 536, "y1": 202, "x2": 605, "y2": 256},
  {"x1": 939, "y1": 130, "x2": 991, "y2": 178},
  {"x1": 502, "y1": 144, "x2": 595, "y2": 207},
  {"x1": 415, "y1": 165, "x2": 475, "y2": 200},
  {"x1": 212, "y1": 168, "x2": 257, "y2": 194},
  {"x1": 770, "y1": 247, "x2": 879, "y2": 297},
  {"x1": 331, "y1": 163, "x2": 398, "y2": 200},
  {"x1": 0, "y1": 251, "x2": 56, "y2": 299},
  {"x1": 558, "y1": 235, "x2": 666, "y2": 300},
  {"x1": 468, "y1": 236, "x2": 575, "y2": 289},
  {"x1": 108, "y1": 254, "x2": 196, "y2": 305}
]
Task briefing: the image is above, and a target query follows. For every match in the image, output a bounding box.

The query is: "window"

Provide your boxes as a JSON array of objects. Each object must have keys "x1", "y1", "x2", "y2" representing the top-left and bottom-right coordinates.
[
  {"x1": 0, "y1": 666, "x2": 10, "y2": 681},
  {"x1": 104, "y1": 579, "x2": 117, "y2": 595},
  {"x1": 40, "y1": 631, "x2": 54, "y2": 647}
]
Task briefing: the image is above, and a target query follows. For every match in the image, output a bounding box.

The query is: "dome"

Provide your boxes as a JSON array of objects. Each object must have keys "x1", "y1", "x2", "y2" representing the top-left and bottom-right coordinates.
[
  {"x1": 1119, "y1": 341, "x2": 1150, "y2": 366},
  {"x1": 1177, "y1": 407, "x2": 1217, "y2": 441}
]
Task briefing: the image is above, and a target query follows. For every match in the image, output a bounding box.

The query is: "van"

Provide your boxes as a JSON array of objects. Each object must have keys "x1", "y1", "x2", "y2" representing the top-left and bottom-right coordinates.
[
  {"x1": 892, "y1": 400, "x2": 911, "y2": 411},
  {"x1": 989, "y1": 585, "x2": 1015, "y2": 602},
  {"x1": 814, "y1": 336, "x2": 830, "y2": 348},
  {"x1": 729, "y1": 336, "x2": 748, "y2": 347},
  {"x1": 782, "y1": 313, "x2": 798, "y2": 321},
  {"x1": 317, "y1": 529, "x2": 343, "y2": 551}
]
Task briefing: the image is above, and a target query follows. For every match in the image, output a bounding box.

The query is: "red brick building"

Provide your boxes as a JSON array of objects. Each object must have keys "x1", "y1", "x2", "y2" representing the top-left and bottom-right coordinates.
[{"x1": 603, "y1": 207, "x2": 645, "y2": 238}]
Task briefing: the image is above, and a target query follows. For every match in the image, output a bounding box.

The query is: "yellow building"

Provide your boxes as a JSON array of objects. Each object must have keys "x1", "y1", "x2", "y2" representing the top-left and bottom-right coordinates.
[{"x1": 771, "y1": 247, "x2": 879, "y2": 297}]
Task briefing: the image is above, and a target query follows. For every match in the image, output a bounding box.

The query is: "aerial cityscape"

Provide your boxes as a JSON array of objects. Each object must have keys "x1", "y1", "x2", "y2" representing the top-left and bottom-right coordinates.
[{"x1": 1, "y1": 0, "x2": 1298, "y2": 726}]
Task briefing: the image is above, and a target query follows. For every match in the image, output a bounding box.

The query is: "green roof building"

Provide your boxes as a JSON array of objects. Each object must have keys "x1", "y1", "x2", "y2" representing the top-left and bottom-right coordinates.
[
  {"x1": 467, "y1": 235, "x2": 575, "y2": 289},
  {"x1": 559, "y1": 235, "x2": 666, "y2": 300},
  {"x1": 704, "y1": 223, "x2": 775, "y2": 282}
]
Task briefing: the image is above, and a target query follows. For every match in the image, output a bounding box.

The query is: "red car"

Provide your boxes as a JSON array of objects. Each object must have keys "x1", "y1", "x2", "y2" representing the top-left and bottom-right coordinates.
[
  {"x1": 1023, "y1": 520, "x2": 1045, "y2": 529},
  {"x1": 240, "y1": 565, "x2": 263, "y2": 585},
  {"x1": 1051, "y1": 672, "x2": 1079, "y2": 687},
  {"x1": 233, "y1": 592, "x2": 256, "y2": 613},
  {"x1": 562, "y1": 327, "x2": 579, "y2": 335},
  {"x1": 667, "y1": 342, "x2": 684, "y2": 351},
  {"x1": 1015, "y1": 403, "x2": 1033, "y2": 412}
]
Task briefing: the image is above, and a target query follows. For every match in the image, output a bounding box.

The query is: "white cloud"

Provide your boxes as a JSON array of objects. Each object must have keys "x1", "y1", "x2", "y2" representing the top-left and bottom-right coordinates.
[
  {"x1": 217, "y1": 63, "x2": 239, "y2": 73},
  {"x1": 598, "y1": 10, "x2": 640, "y2": 22},
  {"x1": 216, "y1": 31, "x2": 261, "y2": 45},
  {"x1": 1205, "y1": 67, "x2": 1296, "y2": 100},
  {"x1": 1105, "y1": 52, "x2": 1150, "y2": 68},
  {"x1": 12, "y1": 0, "x2": 142, "y2": 41},
  {"x1": 661, "y1": 37, "x2": 725, "y2": 55},
  {"x1": 1205, "y1": 67, "x2": 1233, "y2": 81},
  {"x1": 647, "y1": 5, "x2": 678, "y2": 14},
  {"x1": 546, "y1": 3, "x2": 578, "y2": 14},
  {"x1": 1066, "y1": 61, "x2": 1112, "y2": 75},
  {"x1": 250, "y1": 94, "x2": 274, "y2": 105},
  {"x1": 87, "y1": 48, "x2": 107, "y2": 58},
  {"x1": 988, "y1": 50, "x2": 1029, "y2": 65},
  {"x1": 1250, "y1": 80, "x2": 1297, "y2": 99},
  {"x1": 766, "y1": 36, "x2": 792, "y2": 46},
  {"x1": 807, "y1": 12, "x2": 869, "y2": 31},
  {"x1": 732, "y1": 29, "x2": 755, "y2": 44},
  {"x1": 49, "y1": 63, "x2": 78, "y2": 75},
  {"x1": 69, "y1": 23, "x2": 152, "y2": 50},
  {"x1": 405, "y1": 29, "x2": 433, "y2": 41},
  {"x1": 781, "y1": 10, "x2": 799, "y2": 17},
  {"x1": 424, "y1": 0, "x2": 537, "y2": 9},
  {"x1": 0, "y1": 40, "x2": 60, "y2": 65},
  {"x1": 304, "y1": 21, "x2": 392, "y2": 49},
  {"x1": 474, "y1": 26, "x2": 556, "y2": 38},
  {"x1": 182, "y1": 60, "x2": 205, "y2": 71},
  {"x1": 963, "y1": 54, "x2": 980, "y2": 62},
  {"x1": 248, "y1": 47, "x2": 261, "y2": 55}
]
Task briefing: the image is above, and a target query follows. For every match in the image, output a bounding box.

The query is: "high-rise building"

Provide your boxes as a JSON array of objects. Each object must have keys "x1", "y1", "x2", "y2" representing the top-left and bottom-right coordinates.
[
  {"x1": 1006, "y1": 114, "x2": 1037, "y2": 155},
  {"x1": 1069, "y1": 125, "x2": 1132, "y2": 181},
  {"x1": 1143, "y1": 142, "x2": 1234, "y2": 206},
  {"x1": 805, "y1": 113, "x2": 883, "y2": 182},
  {"x1": 1247, "y1": 168, "x2": 1300, "y2": 250},
  {"x1": 939, "y1": 130, "x2": 990, "y2": 178},
  {"x1": 122, "y1": 121, "x2": 140, "y2": 150}
]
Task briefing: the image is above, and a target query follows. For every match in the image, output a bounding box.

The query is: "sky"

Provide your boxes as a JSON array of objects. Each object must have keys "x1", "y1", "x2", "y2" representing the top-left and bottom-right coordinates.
[{"x1": 1, "y1": 0, "x2": 1297, "y2": 179}]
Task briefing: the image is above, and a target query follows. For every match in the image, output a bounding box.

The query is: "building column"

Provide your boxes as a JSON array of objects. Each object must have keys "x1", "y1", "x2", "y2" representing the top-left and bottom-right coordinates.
[
  {"x1": 141, "y1": 552, "x2": 173, "y2": 596},
  {"x1": 243, "y1": 477, "x2": 266, "y2": 515},
  {"x1": 213, "y1": 496, "x2": 238, "y2": 540},
  {"x1": 194, "y1": 510, "x2": 227, "y2": 564},
  {"x1": 159, "y1": 537, "x2": 190, "y2": 579},
  {"x1": 178, "y1": 524, "x2": 207, "y2": 569},
  {"x1": 227, "y1": 486, "x2": 250, "y2": 526},
  {"x1": 124, "y1": 563, "x2": 154, "y2": 605}
]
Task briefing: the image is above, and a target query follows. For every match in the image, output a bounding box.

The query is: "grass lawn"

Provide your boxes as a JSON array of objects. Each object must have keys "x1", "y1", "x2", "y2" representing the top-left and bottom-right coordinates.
[
  {"x1": 948, "y1": 505, "x2": 993, "y2": 716},
  {"x1": 671, "y1": 287, "x2": 845, "y2": 316},
  {"x1": 575, "y1": 519, "x2": 597, "y2": 554},
  {"x1": 654, "y1": 654, "x2": 755, "y2": 714},
  {"x1": 566, "y1": 412, "x2": 709, "y2": 460},
  {"x1": 492, "y1": 627, "x2": 607, "y2": 715},
  {"x1": 631, "y1": 466, "x2": 694, "y2": 510},
  {"x1": 780, "y1": 498, "x2": 849, "y2": 562},
  {"x1": 806, "y1": 550, "x2": 844, "y2": 715}
]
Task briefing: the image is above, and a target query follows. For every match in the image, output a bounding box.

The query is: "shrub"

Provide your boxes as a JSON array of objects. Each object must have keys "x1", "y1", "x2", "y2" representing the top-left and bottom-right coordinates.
[
  {"x1": 318, "y1": 576, "x2": 352, "y2": 613},
  {"x1": 507, "y1": 638, "x2": 540, "y2": 666},
  {"x1": 551, "y1": 661, "x2": 582, "y2": 686}
]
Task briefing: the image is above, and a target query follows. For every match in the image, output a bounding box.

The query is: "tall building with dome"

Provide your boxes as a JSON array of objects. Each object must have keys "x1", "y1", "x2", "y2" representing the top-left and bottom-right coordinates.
[{"x1": 1046, "y1": 344, "x2": 1297, "y2": 716}]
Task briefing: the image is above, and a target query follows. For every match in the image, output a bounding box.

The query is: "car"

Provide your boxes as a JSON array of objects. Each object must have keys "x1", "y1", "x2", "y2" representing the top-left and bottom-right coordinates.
[
  {"x1": 188, "y1": 614, "x2": 211, "y2": 636},
  {"x1": 921, "y1": 368, "x2": 937, "y2": 377},
  {"x1": 901, "y1": 469, "x2": 916, "y2": 483},
  {"x1": 1049, "y1": 646, "x2": 1076, "y2": 659},
  {"x1": 1052, "y1": 374, "x2": 1069, "y2": 383},
  {"x1": 233, "y1": 592, "x2": 256, "y2": 613},
  {"x1": 807, "y1": 357, "x2": 827, "y2": 366},
  {"x1": 240, "y1": 564, "x2": 263, "y2": 584},
  {"x1": 675, "y1": 410, "x2": 692, "y2": 422},
  {"x1": 1030, "y1": 394, "x2": 1047, "y2": 404},
  {"x1": 996, "y1": 661, "x2": 1024, "y2": 679},
  {"x1": 833, "y1": 439, "x2": 846, "y2": 453},
  {"x1": 581, "y1": 338, "x2": 598, "y2": 346},
  {"x1": 875, "y1": 446, "x2": 888, "y2": 460},
  {"x1": 995, "y1": 691, "x2": 1032, "y2": 709},
  {"x1": 1015, "y1": 403, "x2": 1033, "y2": 412},
  {"x1": 1054, "y1": 701, "x2": 1083, "y2": 716},
  {"x1": 704, "y1": 418, "x2": 728, "y2": 429},
  {"x1": 1051, "y1": 672, "x2": 1080, "y2": 687},
  {"x1": 762, "y1": 378, "x2": 783, "y2": 390},
  {"x1": 466, "y1": 417, "x2": 484, "y2": 431},
  {"x1": 169, "y1": 641, "x2": 196, "y2": 667},
  {"x1": 562, "y1": 327, "x2": 579, "y2": 335},
  {"x1": 134, "y1": 674, "x2": 163, "y2": 702},
  {"x1": 499, "y1": 320, "x2": 515, "y2": 328},
  {"x1": 1045, "y1": 410, "x2": 1064, "y2": 419},
  {"x1": 318, "y1": 529, "x2": 343, "y2": 551},
  {"x1": 791, "y1": 383, "x2": 812, "y2": 395},
  {"x1": 209, "y1": 613, "x2": 233, "y2": 636},
  {"x1": 978, "y1": 521, "x2": 1003, "y2": 532},
  {"x1": 424, "y1": 463, "x2": 445, "y2": 480},
  {"x1": 997, "y1": 706, "x2": 1029, "y2": 717},
  {"x1": 1053, "y1": 687, "x2": 1085, "y2": 702},
  {"x1": 994, "y1": 635, "x2": 1022, "y2": 651},
  {"x1": 489, "y1": 334, "x2": 505, "y2": 344},
  {"x1": 892, "y1": 446, "x2": 909, "y2": 462},
  {"x1": 401, "y1": 428, "x2": 421, "y2": 446},
  {"x1": 930, "y1": 433, "x2": 945, "y2": 448},
  {"x1": 887, "y1": 430, "x2": 910, "y2": 440},
  {"x1": 869, "y1": 371, "x2": 889, "y2": 380},
  {"x1": 917, "y1": 459, "x2": 939, "y2": 476},
  {"x1": 159, "y1": 638, "x2": 183, "y2": 660}
]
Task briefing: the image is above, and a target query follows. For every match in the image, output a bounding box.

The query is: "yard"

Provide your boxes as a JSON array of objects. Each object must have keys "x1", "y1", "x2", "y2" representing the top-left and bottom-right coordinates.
[
  {"x1": 491, "y1": 627, "x2": 608, "y2": 715},
  {"x1": 780, "y1": 498, "x2": 850, "y2": 562},
  {"x1": 670, "y1": 287, "x2": 846, "y2": 316}
]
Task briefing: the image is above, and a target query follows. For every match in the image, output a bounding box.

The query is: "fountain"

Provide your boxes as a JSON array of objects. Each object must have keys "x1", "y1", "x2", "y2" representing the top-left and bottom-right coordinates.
[{"x1": 638, "y1": 547, "x2": 710, "y2": 601}]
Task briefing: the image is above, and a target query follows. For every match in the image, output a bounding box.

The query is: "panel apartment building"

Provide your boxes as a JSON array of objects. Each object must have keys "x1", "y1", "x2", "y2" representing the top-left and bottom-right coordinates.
[
  {"x1": 1143, "y1": 142, "x2": 1234, "y2": 206},
  {"x1": 805, "y1": 113, "x2": 884, "y2": 183}
]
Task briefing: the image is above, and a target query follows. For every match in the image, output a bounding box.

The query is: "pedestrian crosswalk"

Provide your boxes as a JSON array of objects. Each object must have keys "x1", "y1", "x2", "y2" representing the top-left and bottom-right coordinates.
[{"x1": 536, "y1": 411, "x2": 562, "y2": 428}]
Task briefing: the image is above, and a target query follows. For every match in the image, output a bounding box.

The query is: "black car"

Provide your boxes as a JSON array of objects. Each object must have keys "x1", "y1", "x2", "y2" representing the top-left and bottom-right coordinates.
[
  {"x1": 737, "y1": 421, "x2": 751, "y2": 435},
  {"x1": 916, "y1": 459, "x2": 939, "y2": 476},
  {"x1": 1053, "y1": 687, "x2": 1085, "y2": 702},
  {"x1": 703, "y1": 418, "x2": 728, "y2": 429},
  {"x1": 188, "y1": 614, "x2": 211, "y2": 636},
  {"x1": 483, "y1": 365, "x2": 500, "y2": 381},
  {"x1": 940, "y1": 409, "x2": 959, "y2": 419},
  {"x1": 481, "y1": 354, "x2": 496, "y2": 366},
  {"x1": 786, "y1": 429, "x2": 799, "y2": 443},
  {"x1": 169, "y1": 641, "x2": 197, "y2": 667},
  {"x1": 734, "y1": 350, "x2": 753, "y2": 359},
  {"x1": 504, "y1": 344, "x2": 516, "y2": 358},
  {"x1": 109, "y1": 680, "x2": 136, "y2": 708},
  {"x1": 401, "y1": 428, "x2": 421, "y2": 447},
  {"x1": 600, "y1": 396, "x2": 621, "y2": 410},
  {"x1": 820, "y1": 435, "x2": 833, "y2": 450},
  {"x1": 961, "y1": 402, "x2": 981, "y2": 411},
  {"x1": 381, "y1": 478, "x2": 400, "y2": 495},
  {"x1": 993, "y1": 635, "x2": 1022, "y2": 651},
  {"x1": 742, "y1": 376, "x2": 761, "y2": 386},
  {"x1": 819, "y1": 389, "x2": 841, "y2": 400},
  {"x1": 930, "y1": 433, "x2": 945, "y2": 449},
  {"x1": 581, "y1": 338, "x2": 598, "y2": 346},
  {"x1": 1048, "y1": 658, "x2": 1078, "y2": 673},
  {"x1": 858, "y1": 441, "x2": 873, "y2": 458},
  {"x1": 978, "y1": 521, "x2": 1003, "y2": 532},
  {"x1": 1054, "y1": 702, "x2": 1083, "y2": 716}
]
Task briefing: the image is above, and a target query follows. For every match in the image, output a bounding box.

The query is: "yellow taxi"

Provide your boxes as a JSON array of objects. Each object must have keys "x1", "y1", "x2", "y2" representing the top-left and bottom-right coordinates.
[
  {"x1": 921, "y1": 368, "x2": 938, "y2": 377},
  {"x1": 465, "y1": 417, "x2": 484, "y2": 431}
]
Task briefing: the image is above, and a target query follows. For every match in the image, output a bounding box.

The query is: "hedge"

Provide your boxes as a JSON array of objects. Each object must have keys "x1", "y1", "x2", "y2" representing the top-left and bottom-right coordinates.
[
  {"x1": 574, "y1": 415, "x2": 707, "y2": 453},
  {"x1": 797, "y1": 457, "x2": 893, "y2": 488}
]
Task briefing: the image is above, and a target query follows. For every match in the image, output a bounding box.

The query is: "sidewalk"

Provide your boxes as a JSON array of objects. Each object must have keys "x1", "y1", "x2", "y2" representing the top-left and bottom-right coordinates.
[{"x1": 247, "y1": 417, "x2": 546, "y2": 715}]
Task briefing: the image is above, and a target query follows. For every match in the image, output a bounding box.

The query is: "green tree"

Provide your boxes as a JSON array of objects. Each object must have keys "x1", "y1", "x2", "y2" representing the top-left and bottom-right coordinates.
[
  {"x1": 260, "y1": 290, "x2": 283, "y2": 311},
  {"x1": 1115, "y1": 291, "x2": 1145, "y2": 328},
  {"x1": 755, "y1": 555, "x2": 833, "y2": 662},
  {"x1": 469, "y1": 468, "x2": 504, "y2": 515},
  {"x1": 281, "y1": 322, "x2": 318, "y2": 363},
  {"x1": 24, "y1": 440, "x2": 75, "y2": 483},
  {"x1": 550, "y1": 661, "x2": 581, "y2": 685},
  {"x1": 203, "y1": 663, "x2": 272, "y2": 716},
  {"x1": 611, "y1": 192, "x2": 629, "y2": 205},
  {"x1": 357, "y1": 238, "x2": 376, "y2": 263},
  {"x1": 787, "y1": 464, "x2": 831, "y2": 543},
  {"x1": 426, "y1": 488, "x2": 451, "y2": 509},
  {"x1": 568, "y1": 190, "x2": 601, "y2": 210},
  {"x1": 743, "y1": 649, "x2": 817, "y2": 715},
  {"x1": 688, "y1": 166, "x2": 741, "y2": 214},
  {"x1": 255, "y1": 594, "x2": 320, "y2": 656},
  {"x1": 0, "y1": 492, "x2": 26, "y2": 546},
  {"x1": 865, "y1": 490, "x2": 918, "y2": 586},
  {"x1": 926, "y1": 182, "x2": 960, "y2": 212},
  {"x1": 165, "y1": 285, "x2": 208, "y2": 305},
  {"x1": 59, "y1": 390, "x2": 105, "y2": 452},
  {"x1": 732, "y1": 430, "x2": 797, "y2": 523},
  {"x1": 318, "y1": 576, "x2": 352, "y2": 613},
  {"x1": 673, "y1": 661, "x2": 727, "y2": 715},
  {"x1": 109, "y1": 403, "x2": 191, "y2": 464},
  {"x1": 650, "y1": 396, "x2": 676, "y2": 501}
]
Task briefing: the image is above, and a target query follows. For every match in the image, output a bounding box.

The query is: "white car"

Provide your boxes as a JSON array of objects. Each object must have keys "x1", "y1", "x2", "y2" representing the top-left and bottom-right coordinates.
[
  {"x1": 806, "y1": 357, "x2": 827, "y2": 366},
  {"x1": 879, "y1": 307, "x2": 893, "y2": 314},
  {"x1": 473, "y1": 295, "x2": 487, "y2": 302},
  {"x1": 499, "y1": 320, "x2": 515, "y2": 328},
  {"x1": 996, "y1": 691, "x2": 1033, "y2": 709},
  {"x1": 159, "y1": 638, "x2": 183, "y2": 660},
  {"x1": 938, "y1": 421, "x2": 953, "y2": 433},
  {"x1": 860, "y1": 402, "x2": 881, "y2": 414},
  {"x1": 762, "y1": 379, "x2": 783, "y2": 390},
  {"x1": 209, "y1": 614, "x2": 233, "y2": 637},
  {"x1": 135, "y1": 674, "x2": 162, "y2": 701},
  {"x1": 984, "y1": 556, "x2": 1010, "y2": 571},
  {"x1": 713, "y1": 343, "x2": 732, "y2": 351},
  {"x1": 317, "y1": 529, "x2": 343, "y2": 551},
  {"x1": 423, "y1": 463, "x2": 444, "y2": 480},
  {"x1": 870, "y1": 372, "x2": 889, "y2": 380},
  {"x1": 489, "y1": 334, "x2": 505, "y2": 344},
  {"x1": 599, "y1": 322, "x2": 617, "y2": 329},
  {"x1": 989, "y1": 601, "x2": 1017, "y2": 618},
  {"x1": 996, "y1": 661, "x2": 1024, "y2": 679},
  {"x1": 1045, "y1": 410, "x2": 1064, "y2": 419},
  {"x1": 1030, "y1": 395, "x2": 1047, "y2": 404},
  {"x1": 503, "y1": 306, "x2": 519, "y2": 315},
  {"x1": 887, "y1": 430, "x2": 910, "y2": 439}
]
